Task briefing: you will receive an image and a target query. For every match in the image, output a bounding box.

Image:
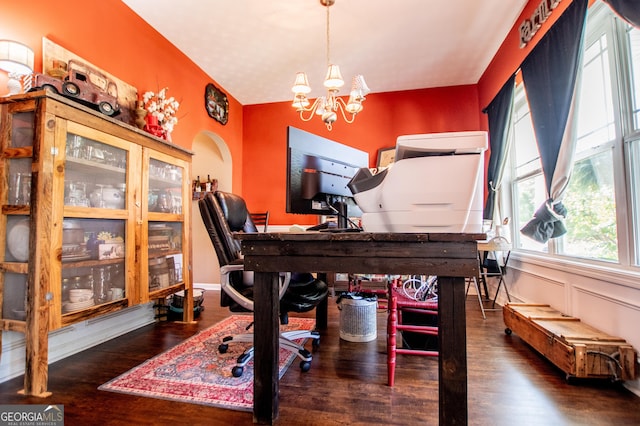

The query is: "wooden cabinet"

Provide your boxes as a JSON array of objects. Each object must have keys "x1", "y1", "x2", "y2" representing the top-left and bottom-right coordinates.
[{"x1": 0, "y1": 91, "x2": 193, "y2": 396}]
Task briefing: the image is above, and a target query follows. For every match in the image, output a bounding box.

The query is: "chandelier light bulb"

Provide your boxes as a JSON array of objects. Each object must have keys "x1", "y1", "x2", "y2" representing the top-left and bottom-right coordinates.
[
  {"x1": 352, "y1": 75, "x2": 370, "y2": 96},
  {"x1": 323, "y1": 64, "x2": 344, "y2": 90},
  {"x1": 292, "y1": 72, "x2": 312, "y2": 94}
]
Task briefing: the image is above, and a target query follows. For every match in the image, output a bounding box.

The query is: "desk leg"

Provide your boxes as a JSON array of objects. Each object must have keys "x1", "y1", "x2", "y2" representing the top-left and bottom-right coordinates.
[
  {"x1": 253, "y1": 271, "x2": 280, "y2": 424},
  {"x1": 437, "y1": 276, "x2": 468, "y2": 425}
]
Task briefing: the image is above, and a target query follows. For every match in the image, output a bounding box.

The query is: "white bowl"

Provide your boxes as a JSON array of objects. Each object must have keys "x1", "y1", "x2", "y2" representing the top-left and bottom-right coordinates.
[
  {"x1": 63, "y1": 299, "x2": 95, "y2": 313},
  {"x1": 69, "y1": 294, "x2": 93, "y2": 303},
  {"x1": 69, "y1": 288, "x2": 92, "y2": 294}
]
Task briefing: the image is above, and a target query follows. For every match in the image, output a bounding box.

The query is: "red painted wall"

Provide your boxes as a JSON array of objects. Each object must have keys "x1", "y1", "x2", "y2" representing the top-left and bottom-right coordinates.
[
  {"x1": 242, "y1": 85, "x2": 481, "y2": 225},
  {"x1": 0, "y1": 0, "x2": 245, "y2": 191}
]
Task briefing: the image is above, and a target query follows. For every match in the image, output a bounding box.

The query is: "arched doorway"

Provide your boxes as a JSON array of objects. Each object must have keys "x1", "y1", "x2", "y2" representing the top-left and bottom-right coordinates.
[{"x1": 191, "y1": 131, "x2": 232, "y2": 285}]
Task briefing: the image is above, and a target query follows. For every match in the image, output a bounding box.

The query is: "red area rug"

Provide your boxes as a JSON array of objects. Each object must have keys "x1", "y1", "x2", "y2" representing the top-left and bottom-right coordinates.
[{"x1": 99, "y1": 315, "x2": 315, "y2": 411}]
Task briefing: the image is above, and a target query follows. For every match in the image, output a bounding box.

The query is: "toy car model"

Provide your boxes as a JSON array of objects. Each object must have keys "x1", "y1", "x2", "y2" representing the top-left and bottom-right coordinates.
[{"x1": 30, "y1": 60, "x2": 120, "y2": 117}]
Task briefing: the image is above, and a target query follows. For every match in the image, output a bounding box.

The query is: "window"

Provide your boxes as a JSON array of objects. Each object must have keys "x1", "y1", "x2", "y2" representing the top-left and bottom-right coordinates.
[
  {"x1": 507, "y1": 3, "x2": 640, "y2": 266},
  {"x1": 512, "y1": 87, "x2": 548, "y2": 253}
]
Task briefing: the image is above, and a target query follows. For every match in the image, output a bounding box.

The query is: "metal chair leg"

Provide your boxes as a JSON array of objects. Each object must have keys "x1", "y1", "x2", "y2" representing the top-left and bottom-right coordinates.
[
  {"x1": 491, "y1": 275, "x2": 511, "y2": 308},
  {"x1": 474, "y1": 277, "x2": 486, "y2": 319},
  {"x1": 465, "y1": 277, "x2": 486, "y2": 319}
]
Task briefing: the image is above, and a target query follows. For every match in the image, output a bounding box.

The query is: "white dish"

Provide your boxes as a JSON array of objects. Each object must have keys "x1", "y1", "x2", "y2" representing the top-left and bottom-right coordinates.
[
  {"x1": 69, "y1": 289, "x2": 93, "y2": 294},
  {"x1": 63, "y1": 299, "x2": 95, "y2": 312},
  {"x1": 69, "y1": 295, "x2": 93, "y2": 303},
  {"x1": 61, "y1": 251, "x2": 91, "y2": 262},
  {"x1": 69, "y1": 289, "x2": 93, "y2": 303},
  {"x1": 7, "y1": 219, "x2": 30, "y2": 261},
  {"x1": 65, "y1": 297, "x2": 93, "y2": 305}
]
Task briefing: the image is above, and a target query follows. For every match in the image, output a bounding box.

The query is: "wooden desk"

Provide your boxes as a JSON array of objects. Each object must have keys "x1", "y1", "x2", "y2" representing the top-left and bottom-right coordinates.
[{"x1": 237, "y1": 232, "x2": 483, "y2": 425}]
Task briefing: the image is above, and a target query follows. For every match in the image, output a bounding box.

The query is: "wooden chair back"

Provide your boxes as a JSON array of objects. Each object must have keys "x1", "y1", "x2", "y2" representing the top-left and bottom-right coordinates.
[{"x1": 249, "y1": 211, "x2": 269, "y2": 232}]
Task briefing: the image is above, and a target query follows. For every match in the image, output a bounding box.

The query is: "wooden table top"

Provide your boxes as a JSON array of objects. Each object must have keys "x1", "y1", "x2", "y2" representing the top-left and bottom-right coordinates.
[
  {"x1": 236, "y1": 232, "x2": 486, "y2": 277},
  {"x1": 235, "y1": 231, "x2": 486, "y2": 242}
]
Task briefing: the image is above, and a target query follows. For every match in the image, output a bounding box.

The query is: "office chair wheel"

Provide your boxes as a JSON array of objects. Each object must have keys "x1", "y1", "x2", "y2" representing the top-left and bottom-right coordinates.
[
  {"x1": 312, "y1": 337, "x2": 320, "y2": 349},
  {"x1": 505, "y1": 328, "x2": 512, "y2": 336},
  {"x1": 232, "y1": 366, "x2": 244, "y2": 377},
  {"x1": 299, "y1": 360, "x2": 311, "y2": 372},
  {"x1": 218, "y1": 343, "x2": 229, "y2": 353}
]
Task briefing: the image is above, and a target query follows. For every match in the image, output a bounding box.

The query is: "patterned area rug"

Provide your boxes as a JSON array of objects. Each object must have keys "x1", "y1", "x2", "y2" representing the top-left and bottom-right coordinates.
[{"x1": 99, "y1": 315, "x2": 316, "y2": 411}]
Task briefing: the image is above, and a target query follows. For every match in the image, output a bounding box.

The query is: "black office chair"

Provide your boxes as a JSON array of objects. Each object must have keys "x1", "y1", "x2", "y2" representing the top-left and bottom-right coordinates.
[{"x1": 198, "y1": 191, "x2": 328, "y2": 377}]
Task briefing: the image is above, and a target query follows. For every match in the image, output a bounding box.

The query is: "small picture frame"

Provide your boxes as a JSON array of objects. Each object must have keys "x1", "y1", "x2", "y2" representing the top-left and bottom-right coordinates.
[
  {"x1": 377, "y1": 147, "x2": 395, "y2": 168},
  {"x1": 204, "y1": 83, "x2": 229, "y2": 125},
  {"x1": 98, "y1": 242, "x2": 125, "y2": 260}
]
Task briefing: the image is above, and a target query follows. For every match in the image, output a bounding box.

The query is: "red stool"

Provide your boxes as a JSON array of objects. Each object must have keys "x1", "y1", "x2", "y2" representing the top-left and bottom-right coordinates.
[{"x1": 387, "y1": 278, "x2": 438, "y2": 386}]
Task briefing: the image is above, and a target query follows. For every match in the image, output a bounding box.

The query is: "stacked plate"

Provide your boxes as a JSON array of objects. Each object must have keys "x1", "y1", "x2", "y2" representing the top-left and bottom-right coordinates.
[{"x1": 63, "y1": 289, "x2": 95, "y2": 313}]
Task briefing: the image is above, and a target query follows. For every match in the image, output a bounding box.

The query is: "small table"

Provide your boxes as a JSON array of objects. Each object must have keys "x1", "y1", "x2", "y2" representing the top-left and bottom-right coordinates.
[{"x1": 236, "y1": 232, "x2": 483, "y2": 425}]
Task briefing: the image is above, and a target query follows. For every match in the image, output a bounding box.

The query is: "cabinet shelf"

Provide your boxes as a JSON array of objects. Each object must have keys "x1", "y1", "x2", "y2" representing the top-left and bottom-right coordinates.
[
  {"x1": 149, "y1": 283, "x2": 186, "y2": 300},
  {"x1": 63, "y1": 206, "x2": 130, "y2": 218},
  {"x1": 2, "y1": 205, "x2": 31, "y2": 215},
  {"x1": 0, "y1": 262, "x2": 29, "y2": 274},
  {"x1": 147, "y1": 212, "x2": 183, "y2": 222},
  {"x1": 1, "y1": 319, "x2": 26, "y2": 333},
  {"x1": 66, "y1": 156, "x2": 126, "y2": 176},
  {"x1": 148, "y1": 249, "x2": 182, "y2": 259},
  {"x1": 60, "y1": 257, "x2": 125, "y2": 269},
  {"x1": 150, "y1": 176, "x2": 183, "y2": 190},
  {"x1": 60, "y1": 299, "x2": 129, "y2": 326}
]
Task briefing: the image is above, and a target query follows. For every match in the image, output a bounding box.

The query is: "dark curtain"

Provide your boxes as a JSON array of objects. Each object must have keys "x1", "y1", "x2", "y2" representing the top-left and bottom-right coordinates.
[
  {"x1": 519, "y1": 0, "x2": 589, "y2": 243},
  {"x1": 483, "y1": 74, "x2": 516, "y2": 222},
  {"x1": 603, "y1": 0, "x2": 640, "y2": 28}
]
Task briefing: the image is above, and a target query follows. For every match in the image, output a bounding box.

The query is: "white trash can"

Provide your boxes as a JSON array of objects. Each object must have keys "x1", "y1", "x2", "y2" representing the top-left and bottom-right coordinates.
[{"x1": 338, "y1": 295, "x2": 377, "y2": 342}]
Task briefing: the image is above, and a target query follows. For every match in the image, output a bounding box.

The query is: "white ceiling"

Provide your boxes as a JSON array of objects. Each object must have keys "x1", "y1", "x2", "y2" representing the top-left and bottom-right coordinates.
[{"x1": 122, "y1": 0, "x2": 528, "y2": 105}]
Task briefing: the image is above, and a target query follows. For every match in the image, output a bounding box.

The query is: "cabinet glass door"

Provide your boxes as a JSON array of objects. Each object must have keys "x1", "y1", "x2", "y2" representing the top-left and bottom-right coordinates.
[
  {"x1": 7, "y1": 158, "x2": 32, "y2": 206},
  {"x1": 8, "y1": 110, "x2": 35, "y2": 148},
  {"x1": 1, "y1": 107, "x2": 35, "y2": 324},
  {"x1": 148, "y1": 158, "x2": 183, "y2": 214},
  {"x1": 146, "y1": 155, "x2": 186, "y2": 296},
  {"x1": 1, "y1": 272, "x2": 27, "y2": 321},
  {"x1": 148, "y1": 222, "x2": 183, "y2": 292},
  {"x1": 60, "y1": 218, "x2": 127, "y2": 313},
  {"x1": 56, "y1": 124, "x2": 136, "y2": 325},
  {"x1": 64, "y1": 133, "x2": 127, "y2": 209},
  {"x1": 2, "y1": 215, "x2": 30, "y2": 321}
]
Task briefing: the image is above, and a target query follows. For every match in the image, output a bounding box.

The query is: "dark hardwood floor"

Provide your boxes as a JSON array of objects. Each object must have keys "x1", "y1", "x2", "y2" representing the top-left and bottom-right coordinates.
[{"x1": 1, "y1": 290, "x2": 639, "y2": 425}]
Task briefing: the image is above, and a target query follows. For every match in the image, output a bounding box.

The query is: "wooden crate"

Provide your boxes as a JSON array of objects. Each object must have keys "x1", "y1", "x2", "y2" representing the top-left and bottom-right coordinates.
[{"x1": 503, "y1": 303, "x2": 637, "y2": 381}]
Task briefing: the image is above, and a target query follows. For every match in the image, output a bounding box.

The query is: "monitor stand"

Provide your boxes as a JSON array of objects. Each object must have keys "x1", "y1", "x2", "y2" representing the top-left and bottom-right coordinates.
[
  {"x1": 307, "y1": 199, "x2": 362, "y2": 233},
  {"x1": 317, "y1": 200, "x2": 360, "y2": 232},
  {"x1": 333, "y1": 199, "x2": 348, "y2": 230}
]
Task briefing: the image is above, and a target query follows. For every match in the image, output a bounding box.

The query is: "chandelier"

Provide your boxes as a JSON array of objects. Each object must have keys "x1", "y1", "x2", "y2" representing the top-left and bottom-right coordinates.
[{"x1": 291, "y1": 0, "x2": 370, "y2": 131}]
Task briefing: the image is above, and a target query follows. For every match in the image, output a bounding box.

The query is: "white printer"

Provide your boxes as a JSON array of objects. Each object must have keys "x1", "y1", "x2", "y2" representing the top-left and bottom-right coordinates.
[{"x1": 348, "y1": 131, "x2": 488, "y2": 233}]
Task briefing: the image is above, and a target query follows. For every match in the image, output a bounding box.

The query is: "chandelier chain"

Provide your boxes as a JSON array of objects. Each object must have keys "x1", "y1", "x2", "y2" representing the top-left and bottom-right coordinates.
[{"x1": 326, "y1": 2, "x2": 331, "y2": 66}]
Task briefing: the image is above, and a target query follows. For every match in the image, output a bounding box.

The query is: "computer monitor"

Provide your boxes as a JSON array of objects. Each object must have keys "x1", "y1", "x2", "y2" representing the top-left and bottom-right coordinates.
[{"x1": 286, "y1": 126, "x2": 369, "y2": 228}]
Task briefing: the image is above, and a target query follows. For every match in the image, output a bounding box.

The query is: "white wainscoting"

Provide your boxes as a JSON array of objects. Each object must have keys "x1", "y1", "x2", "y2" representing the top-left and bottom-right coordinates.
[
  {"x1": 0, "y1": 283, "x2": 221, "y2": 384},
  {"x1": 0, "y1": 303, "x2": 155, "y2": 383}
]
